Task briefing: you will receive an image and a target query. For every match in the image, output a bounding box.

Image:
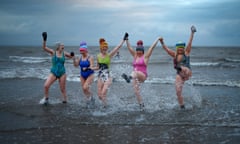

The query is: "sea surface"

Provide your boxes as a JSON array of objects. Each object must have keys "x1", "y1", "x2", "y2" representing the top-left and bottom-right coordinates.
[
  {"x1": 0, "y1": 45, "x2": 240, "y2": 143},
  {"x1": 1, "y1": 45, "x2": 240, "y2": 88}
]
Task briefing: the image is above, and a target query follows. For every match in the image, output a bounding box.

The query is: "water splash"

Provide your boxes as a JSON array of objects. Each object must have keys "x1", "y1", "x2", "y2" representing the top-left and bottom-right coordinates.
[{"x1": 185, "y1": 80, "x2": 202, "y2": 108}]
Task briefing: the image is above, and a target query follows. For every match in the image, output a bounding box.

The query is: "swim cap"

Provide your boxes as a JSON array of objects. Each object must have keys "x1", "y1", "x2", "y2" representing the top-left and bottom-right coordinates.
[
  {"x1": 79, "y1": 41, "x2": 88, "y2": 52},
  {"x1": 176, "y1": 41, "x2": 185, "y2": 49},
  {"x1": 99, "y1": 38, "x2": 108, "y2": 50},
  {"x1": 137, "y1": 40, "x2": 143, "y2": 46}
]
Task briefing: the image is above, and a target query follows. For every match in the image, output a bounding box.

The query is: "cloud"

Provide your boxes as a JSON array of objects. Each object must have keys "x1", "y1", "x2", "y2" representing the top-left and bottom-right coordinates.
[
  {"x1": 0, "y1": 11, "x2": 34, "y2": 33},
  {"x1": 0, "y1": 0, "x2": 240, "y2": 46}
]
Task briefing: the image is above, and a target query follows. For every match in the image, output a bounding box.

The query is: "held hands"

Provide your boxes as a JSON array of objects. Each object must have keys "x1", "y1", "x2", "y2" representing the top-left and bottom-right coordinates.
[
  {"x1": 123, "y1": 32, "x2": 129, "y2": 40},
  {"x1": 159, "y1": 37, "x2": 164, "y2": 44},
  {"x1": 42, "y1": 32, "x2": 47, "y2": 41}
]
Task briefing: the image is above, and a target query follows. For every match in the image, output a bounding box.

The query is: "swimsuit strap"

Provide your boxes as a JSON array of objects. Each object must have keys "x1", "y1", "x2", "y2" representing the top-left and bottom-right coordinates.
[{"x1": 80, "y1": 55, "x2": 90, "y2": 62}]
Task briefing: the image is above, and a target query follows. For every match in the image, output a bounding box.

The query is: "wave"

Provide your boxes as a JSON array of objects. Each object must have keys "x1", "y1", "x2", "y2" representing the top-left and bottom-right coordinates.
[
  {"x1": 191, "y1": 80, "x2": 240, "y2": 88},
  {"x1": 191, "y1": 62, "x2": 220, "y2": 66},
  {"x1": 1, "y1": 68, "x2": 239, "y2": 88},
  {"x1": 9, "y1": 56, "x2": 49, "y2": 64},
  {"x1": 9, "y1": 56, "x2": 232, "y2": 68},
  {"x1": 225, "y1": 58, "x2": 240, "y2": 63},
  {"x1": 144, "y1": 78, "x2": 240, "y2": 88}
]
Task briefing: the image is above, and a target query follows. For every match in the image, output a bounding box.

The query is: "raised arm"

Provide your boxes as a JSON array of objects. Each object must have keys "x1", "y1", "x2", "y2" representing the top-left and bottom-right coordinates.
[
  {"x1": 159, "y1": 37, "x2": 175, "y2": 58},
  {"x1": 42, "y1": 32, "x2": 54, "y2": 55},
  {"x1": 145, "y1": 37, "x2": 159, "y2": 60},
  {"x1": 109, "y1": 39, "x2": 125, "y2": 58},
  {"x1": 185, "y1": 25, "x2": 196, "y2": 56},
  {"x1": 126, "y1": 39, "x2": 135, "y2": 57}
]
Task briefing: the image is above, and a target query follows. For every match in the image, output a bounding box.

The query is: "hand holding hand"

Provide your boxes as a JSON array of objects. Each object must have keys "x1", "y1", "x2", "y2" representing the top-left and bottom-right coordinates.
[
  {"x1": 42, "y1": 32, "x2": 47, "y2": 41},
  {"x1": 159, "y1": 37, "x2": 164, "y2": 44},
  {"x1": 123, "y1": 32, "x2": 129, "y2": 40}
]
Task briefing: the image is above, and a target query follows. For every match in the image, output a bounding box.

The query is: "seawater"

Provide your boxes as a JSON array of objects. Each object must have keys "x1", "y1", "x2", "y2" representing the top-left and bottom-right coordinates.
[
  {"x1": 0, "y1": 46, "x2": 240, "y2": 143},
  {"x1": 1, "y1": 46, "x2": 240, "y2": 87}
]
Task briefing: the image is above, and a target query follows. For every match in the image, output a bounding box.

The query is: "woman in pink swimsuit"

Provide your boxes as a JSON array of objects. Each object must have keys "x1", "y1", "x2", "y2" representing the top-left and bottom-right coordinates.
[{"x1": 122, "y1": 33, "x2": 160, "y2": 111}]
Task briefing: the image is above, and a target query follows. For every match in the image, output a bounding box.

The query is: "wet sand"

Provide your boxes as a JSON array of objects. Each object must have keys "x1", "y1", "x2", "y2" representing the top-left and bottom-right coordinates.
[{"x1": 0, "y1": 79, "x2": 240, "y2": 144}]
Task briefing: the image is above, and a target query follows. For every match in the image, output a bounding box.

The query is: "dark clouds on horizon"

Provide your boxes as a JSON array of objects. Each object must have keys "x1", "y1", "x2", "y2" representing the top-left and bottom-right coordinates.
[{"x1": 0, "y1": 0, "x2": 240, "y2": 46}]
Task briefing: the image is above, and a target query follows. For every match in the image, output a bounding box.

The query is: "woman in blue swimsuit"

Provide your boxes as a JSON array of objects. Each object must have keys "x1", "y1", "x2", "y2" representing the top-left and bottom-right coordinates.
[
  {"x1": 73, "y1": 41, "x2": 95, "y2": 107},
  {"x1": 39, "y1": 32, "x2": 74, "y2": 105}
]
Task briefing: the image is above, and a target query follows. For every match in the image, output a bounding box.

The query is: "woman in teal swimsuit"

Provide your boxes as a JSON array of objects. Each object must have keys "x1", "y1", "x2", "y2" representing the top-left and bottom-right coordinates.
[{"x1": 39, "y1": 32, "x2": 74, "y2": 105}]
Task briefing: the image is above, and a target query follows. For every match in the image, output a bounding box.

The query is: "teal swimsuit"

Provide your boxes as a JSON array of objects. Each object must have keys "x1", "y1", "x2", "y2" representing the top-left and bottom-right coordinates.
[
  {"x1": 51, "y1": 52, "x2": 65, "y2": 78},
  {"x1": 174, "y1": 54, "x2": 191, "y2": 74}
]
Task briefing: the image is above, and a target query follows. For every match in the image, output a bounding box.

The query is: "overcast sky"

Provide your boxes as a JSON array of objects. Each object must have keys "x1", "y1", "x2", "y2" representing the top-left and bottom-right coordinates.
[{"x1": 0, "y1": 0, "x2": 240, "y2": 46}]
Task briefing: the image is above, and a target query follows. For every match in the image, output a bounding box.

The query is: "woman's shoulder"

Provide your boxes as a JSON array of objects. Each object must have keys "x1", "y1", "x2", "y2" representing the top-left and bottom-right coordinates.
[{"x1": 88, "y1": 55, "x2": 94, "y2": 60}]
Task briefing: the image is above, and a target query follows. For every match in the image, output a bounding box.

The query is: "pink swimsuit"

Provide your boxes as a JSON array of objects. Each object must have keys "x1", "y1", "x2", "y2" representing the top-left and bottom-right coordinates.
[{"x1": 133, "y1": 55, "x2": 148, "y2": 77}]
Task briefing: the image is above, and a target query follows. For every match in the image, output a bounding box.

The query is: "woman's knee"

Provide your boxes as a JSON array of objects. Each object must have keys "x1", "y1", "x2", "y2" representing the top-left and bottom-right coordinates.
[
  {"x1": 176, "y1": 90, "x2": 182, "y2": 97},
  {"x1": 82, "y1": 83, "x2": 89, "y2": 91},
  {"x1": 44, "y1": 80, "x2": 52, "y2": 90},
  {"x1": 59, "y1": 85, "x2": 66, "y2": 93},
  {"x1": 44, "y1": 83, "x2": 50, "y2": 90}
]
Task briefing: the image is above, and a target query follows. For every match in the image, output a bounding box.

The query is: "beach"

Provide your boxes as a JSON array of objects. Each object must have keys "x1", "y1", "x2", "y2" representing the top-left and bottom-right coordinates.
[
  {"x1": 0, "y1": 46, "x2": 240, "y2": 143},
  {"x1": 0, "y1": 78, "x2": 240, "y2": 144}
]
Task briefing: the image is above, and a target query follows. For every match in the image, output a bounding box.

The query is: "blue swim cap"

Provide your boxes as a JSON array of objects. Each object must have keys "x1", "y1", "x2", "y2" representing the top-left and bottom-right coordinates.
[{"x1": 79, "y1": 41, "x2": 88, "y2": 52}]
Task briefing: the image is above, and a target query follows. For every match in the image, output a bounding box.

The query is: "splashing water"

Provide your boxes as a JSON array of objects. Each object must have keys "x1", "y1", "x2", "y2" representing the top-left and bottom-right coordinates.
[{"x1": 185, "y1": 80, "x2": 202, "y2": 109}]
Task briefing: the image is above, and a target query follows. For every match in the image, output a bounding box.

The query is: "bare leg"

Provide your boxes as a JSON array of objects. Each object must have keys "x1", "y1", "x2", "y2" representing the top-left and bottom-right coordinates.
[
  {"x1": 97, "y1": 79, "x2": 104, "y2": 100},
  {"x1": 133, "y1": 78, "x2": 142, "y2": 104},
  {"x1": 80, "y1": 74, "x2": 94, "y2": 99},
  {"x1": 58, "y1": 74, "x2": 67, "y2": 102},
  {"x1": 175, "y1": 75, "x2": 185, "y2": 107},
  {"x1": 101, "y1": 78, "x2": 112, "y2": 107},
  {"x1": 131, "y1": 71, "x2": 146, "y2": 104},
  {"x1": 44, "y1": 73, "x2": 57, "y2": 99},
  {"x1": 179, "y1": 66, "x2": 192, "y2": 81}
]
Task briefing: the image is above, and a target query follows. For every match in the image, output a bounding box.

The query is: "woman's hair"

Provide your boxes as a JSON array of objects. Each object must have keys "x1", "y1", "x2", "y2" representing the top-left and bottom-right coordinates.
[
  {"x1": 99, "y1": 38, "x2": 108, "y2": 50},
  {"x1": 55, "y1": 41, "x2": 64, "y2": 50}
]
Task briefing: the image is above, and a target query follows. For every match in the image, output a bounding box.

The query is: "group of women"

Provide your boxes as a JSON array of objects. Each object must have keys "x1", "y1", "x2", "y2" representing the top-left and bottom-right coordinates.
[{"x1": 39, "y1": 26, "x2": 197, "y2": 111}]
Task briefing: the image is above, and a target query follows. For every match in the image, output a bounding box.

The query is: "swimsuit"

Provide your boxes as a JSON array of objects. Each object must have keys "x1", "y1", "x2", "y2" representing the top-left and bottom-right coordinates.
[
  {"x1": 50, "y1": 52, "x2": 65, "y2": 78},
  {"x1": 174, "y1": 54, "x2": 191, "y2": 74},
  {"x1": 133, "y1": 55, "x2": 148, "y2": 77},
  {"x1": 79, "y1": 56, "x2": 94, "y2": 80},
  {"x1": 97, "y1": 54, "x2": 110, "y2": 82}
]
